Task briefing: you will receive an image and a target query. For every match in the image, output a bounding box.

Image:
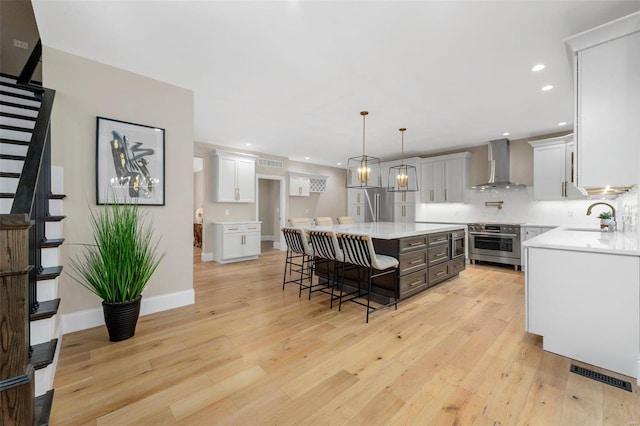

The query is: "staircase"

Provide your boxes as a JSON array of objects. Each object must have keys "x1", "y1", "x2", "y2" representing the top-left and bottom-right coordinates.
[{"x1": 0, "y1": 40, "x2": 61, "y2": 426}]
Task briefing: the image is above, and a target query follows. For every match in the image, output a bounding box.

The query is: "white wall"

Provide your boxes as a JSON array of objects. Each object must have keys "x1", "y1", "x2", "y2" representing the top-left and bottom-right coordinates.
[{"x1": 44, "y1": 47, "x2": 194, "y2": 317}]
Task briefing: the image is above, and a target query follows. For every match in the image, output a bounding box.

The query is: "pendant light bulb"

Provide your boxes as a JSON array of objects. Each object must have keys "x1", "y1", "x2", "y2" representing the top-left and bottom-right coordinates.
[{"x1": 397, "y1": 128, "x2": 408, "y2": 188}]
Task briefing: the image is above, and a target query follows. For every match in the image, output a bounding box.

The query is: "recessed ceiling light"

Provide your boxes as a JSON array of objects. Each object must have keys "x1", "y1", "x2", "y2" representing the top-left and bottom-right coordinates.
[
  {"x1": 531, "y1": 64, "x2": 545, "y2": 72},
  {"x1": 558, "y1": 121, "x2": 567, "y2": 126},
  {"x1": 245, "y1": 143, "x2": 252, "y2": 146},
  {"x1": 541, "y1": 85, "x2": 554, "y2": 91},
  {"x1": 502, "y1": 132, "x2": 510, "y2": 136},
  {"x1": 305, "y1": 157, "x2": 310, "y2": 160},
  {"x1": 337, "y1": 162, "x2": 342, "y2": 166}
]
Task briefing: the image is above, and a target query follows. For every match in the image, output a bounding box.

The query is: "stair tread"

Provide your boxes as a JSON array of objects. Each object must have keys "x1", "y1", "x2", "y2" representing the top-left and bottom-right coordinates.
[
  {"x1": 0, "y1": 137, "x2": 30, "y2": 146},
  {"x1": 0, "y1": 153, "x2": 26, "y2": 161},
  {"x1": 45, "y1": 214, "x2": 66, "y2": 222},
  {"x1": 0, "y1": 171, "x2": 20, "y2": 178},
  {"x1": 0, "y1": 111, "x2": 37, "y2": 121},
  {"x1": 31, "y1": 298, "x2": 60, "y2": 321},
  {"x1": 0, "y1": 123, "x2": 35, "y2": 132},
  {"x1": 0, "y1": 99, "x2": 40, "y2": 111},
  {"x1": 0, "y1": 89, "x2": 41, "y2": 102},
  {"x1": 32, "y1": 339, "x2": 58, "y2": 370},
  {"x1": 0, "y1": 192, "x2": 66, "y2": 199},
  {"x1": 37, "y1": 266, "x2": 63, "y2": 281},
  {"x1": 35, "y1": 389, "x2": 55, "y2": 426},
  {"x1": 41, "y1": 238, "x2": 65, "y2": 248}
]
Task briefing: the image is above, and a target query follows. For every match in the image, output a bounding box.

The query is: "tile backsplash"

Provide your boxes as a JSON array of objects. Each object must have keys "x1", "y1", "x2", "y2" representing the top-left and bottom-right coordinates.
[{"x1": 416, "y1": 186, "x2": 636, "y2": 228}]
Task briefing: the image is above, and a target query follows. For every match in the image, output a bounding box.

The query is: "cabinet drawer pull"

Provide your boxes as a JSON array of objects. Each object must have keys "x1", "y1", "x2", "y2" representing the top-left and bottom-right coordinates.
[
  {"x1": 408, "y1": 280, "x2": 423, "y2": 287},
  {"x1": 435, "y1": 252, "x2": 446, "y2": 258},
  {"x1": 409, "y1": 259, "x2": 423, "y2": 265},
  {"x1": 247, "y1": 227, "x2": 257, "y2": 230},
  {"x1": 228, "y1": 228, "x2": 239, "y2": 231},
  {"x1": 409, "y1": 241, "x2": 423, "y2": 246},
  {"x1": 434, "y1": 271, "x2": 446, "y2": 277}
]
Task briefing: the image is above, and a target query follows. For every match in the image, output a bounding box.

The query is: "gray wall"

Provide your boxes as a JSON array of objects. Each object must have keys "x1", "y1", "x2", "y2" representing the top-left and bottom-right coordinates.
[
  {"x1": 0, "y1": 0, "x2": 42, "y2": 80},
  {"x1": 44, "y1": 47, "x2": 194, "y2": 314}
]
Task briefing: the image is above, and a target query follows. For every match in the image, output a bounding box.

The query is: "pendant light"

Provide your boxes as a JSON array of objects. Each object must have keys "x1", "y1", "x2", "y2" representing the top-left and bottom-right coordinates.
[
  {"x1": 388, "y1": 127, "x2": 418, "y2": 192},
  {"x1": 346, "y1": 111, "x2": 381, "y2": 188}
]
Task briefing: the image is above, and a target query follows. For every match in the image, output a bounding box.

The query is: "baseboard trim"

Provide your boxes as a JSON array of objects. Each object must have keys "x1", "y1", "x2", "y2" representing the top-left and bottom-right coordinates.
[
  {"x1": 261, "y1": 235, "x2": 274, "y2": 241},
  {"x1": 273, "y1": 242, "x2": 284, "y2": 250},
  {"x1": 201, "y1": 251, "x2": 214, "y2": 262},
  {"x1": 61, "y1": 289, "x2": 195, "y2": 335}
]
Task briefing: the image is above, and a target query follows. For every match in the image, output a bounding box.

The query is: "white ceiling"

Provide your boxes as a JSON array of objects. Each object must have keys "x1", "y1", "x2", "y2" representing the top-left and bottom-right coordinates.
[{"x1": 31, "y1": 0, "x2": 640, "y2": 167}]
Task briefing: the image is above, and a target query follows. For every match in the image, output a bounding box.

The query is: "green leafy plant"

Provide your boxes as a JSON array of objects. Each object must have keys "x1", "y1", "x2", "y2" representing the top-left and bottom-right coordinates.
[
  {"x1": 68, "y1": 202, "x2": 165, "y2": 303},
  {"x1": 597, "y1": 211, "x2": 613, "y2": 220}
]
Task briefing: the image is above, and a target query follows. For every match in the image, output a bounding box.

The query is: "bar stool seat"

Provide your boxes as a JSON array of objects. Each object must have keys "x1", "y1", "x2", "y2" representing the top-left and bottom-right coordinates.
[
  {"x1": 336, "y1": 233, "x2": 399, "y2": 322},
  {"x1": 281, "y1": 227, "x2": 314, "y2": 297}
]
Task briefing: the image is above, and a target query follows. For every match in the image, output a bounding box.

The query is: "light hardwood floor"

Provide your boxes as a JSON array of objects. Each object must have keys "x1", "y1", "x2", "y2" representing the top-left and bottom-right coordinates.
[{"x1": 50, "y1": 244, "x2": 639, "y2": 425}]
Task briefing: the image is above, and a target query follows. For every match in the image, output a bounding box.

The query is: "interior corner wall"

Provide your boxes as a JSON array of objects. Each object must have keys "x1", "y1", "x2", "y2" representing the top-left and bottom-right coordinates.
[{"x1": 43, "y1": 47, "x2": 194, "y2": 315}]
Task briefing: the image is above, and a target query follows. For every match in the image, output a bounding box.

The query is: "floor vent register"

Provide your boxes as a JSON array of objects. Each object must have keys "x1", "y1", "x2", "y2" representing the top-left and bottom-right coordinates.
[{"x1": 570, "y1": 364, "x2": 633, "y2": 392}]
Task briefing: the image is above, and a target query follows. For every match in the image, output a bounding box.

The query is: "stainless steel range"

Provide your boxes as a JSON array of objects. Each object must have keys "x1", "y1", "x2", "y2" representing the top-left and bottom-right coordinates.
[{"x1": 468, "y1": 223, "x2": 522, "y2": 270}]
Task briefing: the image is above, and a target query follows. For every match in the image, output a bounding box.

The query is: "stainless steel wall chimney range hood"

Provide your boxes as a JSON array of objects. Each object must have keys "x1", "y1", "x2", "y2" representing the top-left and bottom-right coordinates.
[{"x1": 471, "y1": 139, "x2": 526, "y2": 190}]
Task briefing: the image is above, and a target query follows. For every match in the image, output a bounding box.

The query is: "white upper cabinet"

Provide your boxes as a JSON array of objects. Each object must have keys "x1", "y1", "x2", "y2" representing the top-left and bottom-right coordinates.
[
  {"x1": 289, "y1": 176, "x2": 310, "y2": 197},
  {"x1": 211, "y1": 150, "x2": 257, "y2": 203},
  {"x1": 565, "y1": 13, "x2": 640, "y2": 188},
  {"x1": 420, "y1": 152, "x2": 471, "y2": 203},
  {"x1": 288, "y1": 172, "x2": 328, "y2": 196},
  {"x1": 529, "y1": 135, "x2": 586, "y2": 201}
]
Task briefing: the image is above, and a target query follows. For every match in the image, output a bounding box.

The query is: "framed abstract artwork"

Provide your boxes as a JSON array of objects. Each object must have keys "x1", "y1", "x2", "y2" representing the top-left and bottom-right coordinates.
[{"x1": 96, "y1": 116, "x2": 165, "y2": 205}]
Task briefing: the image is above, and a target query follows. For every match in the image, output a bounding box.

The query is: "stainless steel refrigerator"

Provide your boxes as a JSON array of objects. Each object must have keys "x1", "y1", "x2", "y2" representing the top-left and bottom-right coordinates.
[{"x1": 361, "y1": 188, "x2": 395, "y2": 222}]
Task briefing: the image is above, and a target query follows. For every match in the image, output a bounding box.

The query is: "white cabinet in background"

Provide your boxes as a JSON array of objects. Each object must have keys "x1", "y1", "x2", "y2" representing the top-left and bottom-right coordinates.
[
  {"x1": 420, "y1": 152, "x2": 471, "y2": 203},
  {"x1": 520, "y1": 226, "x2": 555, "y2": 271},
  {"x1": 289, "y1": 172, "x2": 328, "y2": 196},
  {"x1": 213, "y1": 222, "x2": 261, "y2": 263},
  {"x1": 529, "y1": 136, "x2": 585, "y2": 201},
  {"x1": 565, "y1": 14, "x2": 640, "y2": 188},
  {"x1": 211, "y1": 150, "x2": 256, "y2": 203},
  {"x1": 348, "y1": 189, "x2": 366, "y2": 223},
  {"x1": 289, "y1": 176, "x2": 310, "y2": 197}
]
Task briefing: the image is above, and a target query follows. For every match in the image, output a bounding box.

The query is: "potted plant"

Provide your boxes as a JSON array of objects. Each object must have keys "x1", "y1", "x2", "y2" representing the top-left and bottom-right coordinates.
[
  {"x1": 598, "y1": 211, "x2": 615, "y2": 229},
  {"x1": 68, "y1": 202, "x2": 164, "y2": 341}
]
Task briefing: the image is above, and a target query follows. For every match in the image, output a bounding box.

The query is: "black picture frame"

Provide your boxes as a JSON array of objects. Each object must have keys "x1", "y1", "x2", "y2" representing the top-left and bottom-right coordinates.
[{"x1": 96, "y1": 116, "x2": 165, "y2": 205}]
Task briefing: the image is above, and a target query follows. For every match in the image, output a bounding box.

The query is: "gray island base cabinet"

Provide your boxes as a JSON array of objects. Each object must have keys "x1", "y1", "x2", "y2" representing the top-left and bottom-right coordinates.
[
  {"x1": 524, "y1": 228, "x2": 640, "y2": 383},
  {"x1": 309, "y1": 222, "x2": 466, "y2": 301}
]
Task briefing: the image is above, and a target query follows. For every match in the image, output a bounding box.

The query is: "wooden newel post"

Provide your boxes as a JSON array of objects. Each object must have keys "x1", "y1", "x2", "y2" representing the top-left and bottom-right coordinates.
[{"x1": 0, "y1": 214, "x2": 34, "y2": 425}]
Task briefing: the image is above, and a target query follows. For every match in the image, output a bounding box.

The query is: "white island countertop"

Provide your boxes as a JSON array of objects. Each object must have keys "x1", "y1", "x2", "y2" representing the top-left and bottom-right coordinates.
[
  {"x1": 523, "y1": 226, "x2": 640, "y2": 256},
  {"x1": 306, "y1": 222, "x2": 464, "y2": 240}
]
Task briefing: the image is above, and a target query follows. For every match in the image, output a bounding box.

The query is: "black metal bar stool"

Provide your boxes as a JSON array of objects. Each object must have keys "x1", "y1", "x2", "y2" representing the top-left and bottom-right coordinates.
[
  {"x1": 307, "y1": 230, "x2": 344, "y2": 306},
  {"x1": 336, "y1": 233, "x2": 399, "y2": 323},
  {"x1": 281, "y1": 227, "x2": 314, "y2": 297}
]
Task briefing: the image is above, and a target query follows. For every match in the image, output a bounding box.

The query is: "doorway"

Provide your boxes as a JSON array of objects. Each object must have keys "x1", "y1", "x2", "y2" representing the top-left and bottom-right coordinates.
[{"x1": 256, "y1": 174, "x2": 286, "y2": 250}]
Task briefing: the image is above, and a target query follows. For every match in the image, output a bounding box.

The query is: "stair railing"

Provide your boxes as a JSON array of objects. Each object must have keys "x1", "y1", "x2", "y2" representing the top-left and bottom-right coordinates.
[
  {"x1": 1, "y1": 38, "x2": 55, "y2": 425},
  {"x1": 10, "y1": 39, "x2": 56, "y2": 315}
]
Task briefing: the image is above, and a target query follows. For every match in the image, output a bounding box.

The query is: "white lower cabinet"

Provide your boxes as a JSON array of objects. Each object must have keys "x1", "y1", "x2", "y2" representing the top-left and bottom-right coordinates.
[
  {"x1": 213, "y1": 222, "x2": 261, "y2": 263},
  {"x1": 520, "y1": 226, "x2": 555, "y2": 271},
  {"x1": 526, "y1": 247, "x2": 639, "y2": 381}
]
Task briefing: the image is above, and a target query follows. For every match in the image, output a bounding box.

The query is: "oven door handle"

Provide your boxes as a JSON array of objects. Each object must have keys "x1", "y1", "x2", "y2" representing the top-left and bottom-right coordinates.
[{"x1": 469, "y1": 232, "x2": 519, "y2": 238}]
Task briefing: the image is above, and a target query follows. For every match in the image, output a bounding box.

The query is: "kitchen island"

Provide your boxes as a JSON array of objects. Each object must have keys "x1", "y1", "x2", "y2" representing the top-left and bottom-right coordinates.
[
  {"x1": 523, "y1": 227, "x2": 640, "y2": 383},
  {"x1": 307, "y1": 222, "x2": 466, "y2": 300}
]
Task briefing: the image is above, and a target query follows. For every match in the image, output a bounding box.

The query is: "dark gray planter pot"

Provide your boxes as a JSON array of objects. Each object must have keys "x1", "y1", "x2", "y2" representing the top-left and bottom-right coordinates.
[{"x1": 102, "y1": 296, "x2": 142, "y2": 342}]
